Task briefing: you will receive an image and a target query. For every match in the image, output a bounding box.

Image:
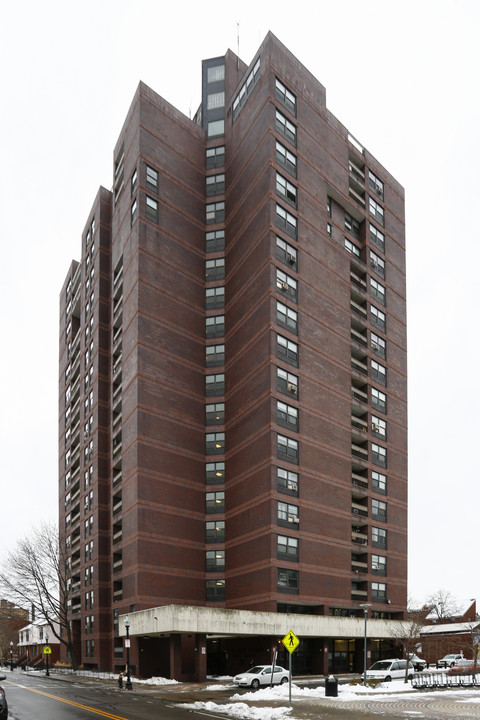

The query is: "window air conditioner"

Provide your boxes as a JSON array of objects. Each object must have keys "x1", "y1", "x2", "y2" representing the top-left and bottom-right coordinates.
[{"x1": 287, "y1": 383, "x2": 297, "y2": 393}]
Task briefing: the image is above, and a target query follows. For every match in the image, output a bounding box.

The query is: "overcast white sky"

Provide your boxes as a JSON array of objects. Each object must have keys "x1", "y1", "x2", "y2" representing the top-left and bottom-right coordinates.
[{"x1": 1, "y1": 0, "x2": 479, "y2": 610}]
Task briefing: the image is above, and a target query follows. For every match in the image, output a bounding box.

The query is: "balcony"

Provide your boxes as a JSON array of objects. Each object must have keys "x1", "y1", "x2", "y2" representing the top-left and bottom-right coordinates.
[
  {"x1": 351, "y1": 326, "x2": 367, "y2": 348},
  {"x1": 350, "y1": 267, "x2": 367, "y2": 293},
  {"x1": 351, "y1": 501, "x2": 368, "y2": 518},
  {"x1": 351, "y1": 414, "x2": 368, "y2": 437},
  {"x1": 113, "y1": 468, "x2": 122, "y2": 487},
  {"x1": 351, "y1": 558, "x2": 368, "y2": 574},
  {"x1": 351, "y1": 356, "x2": 368, "y2": 376},
  {"x1": 352, "y1": 524, "x2": 368, "y2": 546},
  {"x1": 352, "y1": 471, "x2": 368, "y2": 494}
]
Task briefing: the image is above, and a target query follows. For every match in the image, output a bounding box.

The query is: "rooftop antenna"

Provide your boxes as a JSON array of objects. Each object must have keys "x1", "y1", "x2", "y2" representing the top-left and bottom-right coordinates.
[{"x1": 237, "y1": 22, "x2": 239, "y2": 70}]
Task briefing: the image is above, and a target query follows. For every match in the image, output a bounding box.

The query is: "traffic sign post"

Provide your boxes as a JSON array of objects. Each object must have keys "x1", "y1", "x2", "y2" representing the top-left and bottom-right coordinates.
[
  {"x1": 281, "y1": 630, "x2": 300, "y2": 706},
  {"x1": 43, "y1": 645, "x2": 51, "y2": 677}
]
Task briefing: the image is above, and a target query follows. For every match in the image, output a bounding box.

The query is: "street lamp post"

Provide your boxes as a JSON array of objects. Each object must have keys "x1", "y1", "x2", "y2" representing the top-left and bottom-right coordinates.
[
  {"x1": 45, "y1": 634, "x2": 50, "y2": 677},
  {"x1": 9, "y1": 642, "x2": 13, "y2": 672},
  {"x1": 359, "y1": 603, "x2": 372, "y2": 686},
  {"x1": 124, "y1": 617, "x2": 132, "y2": 690}
]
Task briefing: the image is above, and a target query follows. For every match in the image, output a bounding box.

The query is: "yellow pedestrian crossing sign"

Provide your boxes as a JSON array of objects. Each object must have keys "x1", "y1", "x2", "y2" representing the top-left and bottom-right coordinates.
[
  {"x1": 282, "y1": 629, "x2": 299, "y2": 654},
  {"x1": 43, "y1": 646, "x2": 52, "y2": 654}
]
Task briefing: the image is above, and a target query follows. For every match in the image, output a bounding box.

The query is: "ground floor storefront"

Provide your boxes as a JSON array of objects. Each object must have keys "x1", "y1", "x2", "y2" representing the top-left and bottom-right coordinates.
[{"x1": 116, "y1": 605, "x2": 400, "y2": 681}]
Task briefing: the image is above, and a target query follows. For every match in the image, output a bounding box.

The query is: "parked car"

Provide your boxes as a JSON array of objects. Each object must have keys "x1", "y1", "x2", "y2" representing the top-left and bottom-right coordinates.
[
  {"x1": 0, "y1": 673, "x2": 8, "y2": 720},
  {"x1": 407, "y1": 653, "x2": 428, "y2": 671},
  {"x1": 364, "y1": 658, "x2": 414, "y2": 682},
  {"x1": 436, "y1": 653, "x2": 464, "y2": 669},
  {"x1": 233, "y1": 664, "x2": 290, "y2": 689},
  {"x1": 447, "y1": 659, "x2": 479, "y2": 675}
]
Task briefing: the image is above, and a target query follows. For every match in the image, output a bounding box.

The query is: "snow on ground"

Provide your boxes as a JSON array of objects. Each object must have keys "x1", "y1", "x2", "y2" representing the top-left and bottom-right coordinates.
[
  {"x1": 181, "y1": 680, "x2": 480, "y2": 720},
  {"x1": 182, "y1": 701, "x2": 294, "y2": 720},
  {"x1": 132, "y1": 675, "x2": 179, "y2": 685}
]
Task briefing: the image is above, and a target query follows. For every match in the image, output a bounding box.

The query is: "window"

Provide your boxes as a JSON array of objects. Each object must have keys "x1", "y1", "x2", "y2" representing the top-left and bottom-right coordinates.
[
  {"x1": 327, "y1": 197, "x2": 332, "y2": 218},
  {"x1": 206, "y1": 550, "x2": 225, "y2": 571},
  {"x1": 206, "y1": 579, "x2": 225, "y2": 601},
  {"x1": 232, "y1": 58, "x2": 260, "y2": 121},
  {"x1": 207, "y1": 91, "x2": 225, "y2": 110},
  {"x1": 372, "y1": 415, "x2": 387, "y2": 439},
  {"x1": 130, "y1": 198, "x2": 138, "y2": 226},
  {"x1": 146, "y1": 196, "x2": 158, "y2": 222},
  {"x1": 277, "y1": 401, "x2": 298, "y2": 431},
  {"x1": 369, "y1": 250, "x2": 385, "y2": 278},
  {"x1": 277, "y1": 434, "x2": 299, "y2": 464},
  {"x1": 276, "y1": 172, "x2": 297, "y2": 207},
  {"x1": 205, "y1": 344, "x2": 225, "y2": 367},
  {"x1": 206, "y1": 201, "x2": 225, "y2": 224},
  {"x1": 206, "y1": 432, "x2": 225, "y2": 455},
  {"x1": 275, "y1": 78, "x2": 296, "y2": 115},
  {"x1": 345, "y1": 238, "x2": 361, "y2": 257},
  {"x1": 371, "y1": 332, "x2": 386, "y2": 359},
  {"x1": 278, "y1": 502, "x2": 299, "y2": 524},
  {"x1": 146, "y1": 165, "x2": 158, "y2": 191},
  {"x1": 207, "y1": 65, "x2": 225, "y2": 83},
  {"x1": 114, "y1": 144, "x2": 125, "y2": 202},
  {"x1": 206, "y1": 491, "x2": 225, "y2": 513},
  {"x1": 369, "y1": 198, "x2": 384, "y2": 227},
  {"x1": 277, "y1": 301, "x2": 298, "y2": 333},
  {"x1": 277, "y1": 568, "x2": 298, "y2": 592},
  {"x1": 372, "y1": 554, "x2": 386, "y2": 575},
  {"x1": 372, "y1": 442, "x2": 387, "y2": 468},
  {"x1": 372, "y1": 581, "x2": 386, "y2": 600},
  {"x1": 277, "y1": 467, "x2": 299, "y2": 496},
  {"x1": 275, "y1": 109, "x2": 296, "y2": 145},
  {"x1": 371, "y1": 359, "x2": 386, "y2": 385},
  {"x1": 276, "y1": 205, "x2": 297, "y2": 239},
  {"x1": 371, "y1": 387, "x2": 387, "y2": 412},
  {"x1": 206, "y1": 174, "x2": 225, "y2": 196},
  {"x1": 276, "y1": 141, "x2": 297, "y2": 177},
  {"x1": 278, "y1": 535, "x2": 298, "y2": 559},
  {"x1": 345, "y1": 212, "x2": 360, "y2": 238},
  {"x1": 372, "y1": 526, "x2": 387, "y2": 548},
  {"x1": 372, "y1": 498, "x2": 387, "y2": 520},
  {"x1": 206, "y1": 520, "x2": 225, "y2": 543},
  {"x1": 206, "y1": 146, "x2": 225, "y2": 169},
  {"x1": 370, "y1": 278, "x2": 386, "y2": 305},
  {"x1": 206, "y1": 461, "x2": 225, "y2": 484},
  {"x1": 205, "y1": 373, "x2": 225, "y2": 396},
  {"x1": 205, "y1": 286, "x2": 225, "y2": 309},
  {"x1": 131, "y1": 169, "x2": 137, "y2": 195},
  {"x1": 277, "y1": 367, "x2": 298, "y2": 397},
  {"x1": 368, "y1": 170, "x2": 384, "y2": 200},
  {"x1": 372, "y1": 470, "x2": 387, "y2": 494},
  {"x1": 207, "y1": 120, "x2": 225, "y2": 137},
  {"x1": 206, "y1": 403, "x2": 225, "y2": 426},
  {"x1": 276, "y1": 269, "x2": 297, "y2": 301},
  {"x1": 277, "y1": 334, "x2": 298, "y2": 366},
  {"x1": 370, "y1": 224, "x2": 385, "y2": 252},
  {"x1": 206, "y1": 316, "x2": 225, "y2": 339},
  {"x1": 276, "y1": 236, "x2": 297, "y2": 270},
  {"x1": 206, "y1": 229, "x2": 225, "y2": 252},
  {"x1": 371, "y1": 305, "x2": 386, "y2": 332},
  {"x1": 205, "y1": 257, "x2": 225, "y2": 280}
]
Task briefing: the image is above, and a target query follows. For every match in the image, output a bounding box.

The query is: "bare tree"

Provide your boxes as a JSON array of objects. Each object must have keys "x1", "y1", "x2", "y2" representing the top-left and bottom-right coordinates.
[
  {"x1": 426, "y1": 589, "x2": 460, "y2": 622},
  {"x1": 391, "y1": 610, "x2": 425, "y2": 682},
  {"x1": 0, "y1": 523, "x2": 77, "y2": 669}
]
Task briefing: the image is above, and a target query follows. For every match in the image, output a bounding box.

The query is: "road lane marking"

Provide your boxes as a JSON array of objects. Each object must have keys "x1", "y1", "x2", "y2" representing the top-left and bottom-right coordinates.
[{"x1": 5, "y1": 682, "x2": 131, "y2": 719}]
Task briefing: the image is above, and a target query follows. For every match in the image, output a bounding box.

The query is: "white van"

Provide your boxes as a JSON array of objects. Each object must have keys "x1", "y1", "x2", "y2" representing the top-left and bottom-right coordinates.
[{"x1": 365, "y1": 658, "x2": 414, "y2": 682}]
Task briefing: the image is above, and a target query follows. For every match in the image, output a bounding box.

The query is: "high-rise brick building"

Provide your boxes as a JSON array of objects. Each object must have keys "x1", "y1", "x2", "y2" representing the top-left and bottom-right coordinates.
[{"x1": 59, "y1": 32, "x2": 407, "y2": 679}]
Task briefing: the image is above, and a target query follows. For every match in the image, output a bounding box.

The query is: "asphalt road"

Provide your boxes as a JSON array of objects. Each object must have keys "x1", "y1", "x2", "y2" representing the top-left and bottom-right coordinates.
[
  {"x1": 2, "y1": 670, "x2": 191, "y2": 720},
  {"x1": 4, "y1": 669, "x2": 480, "y2": 720}
]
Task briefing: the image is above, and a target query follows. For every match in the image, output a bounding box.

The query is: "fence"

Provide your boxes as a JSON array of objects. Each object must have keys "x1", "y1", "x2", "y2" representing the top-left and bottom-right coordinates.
[{"x1": 412, "y1": 672, "x2": 480, "y2": 689}]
